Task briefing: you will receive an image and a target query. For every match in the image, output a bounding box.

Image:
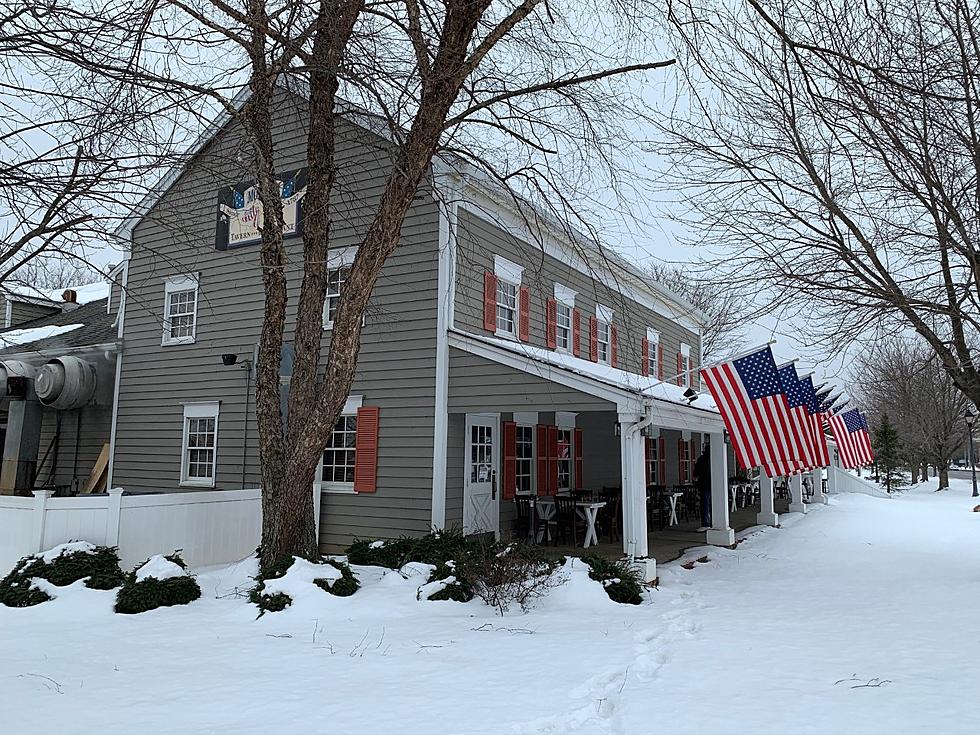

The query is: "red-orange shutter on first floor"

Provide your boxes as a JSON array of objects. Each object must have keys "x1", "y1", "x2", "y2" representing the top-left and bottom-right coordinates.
[
  {"x1": 641, "y1": 338, "x2": 650, "y2": 377},
  {"x1": 518, "y1": 286, "x2": 530, "y2": 341},
  {"x1": 547, "y1": 425, "x2": 560, "y2": 494},
  {"x1": 483, "y1": 271, "x2": 497, "y2": 332},
  {"x1": 574, "y1": 427, "x2": 584, "y2": 490},
  {"x1": 572, "y1": 309, "x2": 582, "y2": 357},
  {"x1": 644, "y1": 437, "x2": 652, "y2": 484},
  {"x1": 545, "y1": 298, "x2": 558, "y2": 349},
  {"x1": 502, "y1": 421, "x2": 517, "y2": 500},
  {"x1": 677, "y1": 437, "x2": 687, "y2": 483},
  {"x1": 536, "y1": 424, "x2": 548, "y2": 495},
  {"x1": 658, "y1": 436, "x2": 666, "y2": 484},
  {"x1": 353, "y1": 406, "x2": 380, "y2": 493}
]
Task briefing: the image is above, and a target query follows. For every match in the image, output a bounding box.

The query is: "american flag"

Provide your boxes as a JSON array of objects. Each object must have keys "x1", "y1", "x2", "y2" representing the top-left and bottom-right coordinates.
[
  {"x1": 776, "y1": 363, "x2": 818, "y2": 471},
  {"x1": 828, "y1": 408, "x2": 875, "y2": 468},
  {"x1": 700, "y1": 345, "x2": 803, "y2": 477},
  {"x1": 801, "y1": 376, "x2": 831, "y2": 467}
]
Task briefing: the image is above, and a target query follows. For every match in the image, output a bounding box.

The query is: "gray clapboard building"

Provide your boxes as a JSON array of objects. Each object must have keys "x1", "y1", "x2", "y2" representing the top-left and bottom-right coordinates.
[{"x1": 1, "y1": 89, "x2": 734, "y2": 575}]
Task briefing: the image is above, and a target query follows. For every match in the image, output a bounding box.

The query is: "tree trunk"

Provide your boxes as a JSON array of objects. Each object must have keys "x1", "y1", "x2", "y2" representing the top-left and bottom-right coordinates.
[
  {"x1": 910, "y1": 464, "x2": 919, "y2": 484},
  {"x1": 939, "y1": 467, "x2": 949, "y2": 490}
]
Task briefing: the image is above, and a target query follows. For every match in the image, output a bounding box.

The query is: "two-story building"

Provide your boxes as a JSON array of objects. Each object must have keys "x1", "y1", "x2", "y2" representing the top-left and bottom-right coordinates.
[{"x1": 0, "y1": 88, "x2": 737, "y2": 578}]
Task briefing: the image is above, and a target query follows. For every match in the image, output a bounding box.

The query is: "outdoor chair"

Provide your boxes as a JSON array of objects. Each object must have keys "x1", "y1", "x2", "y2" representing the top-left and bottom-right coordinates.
[
  {"x1": 514, "y1": 496, "x2": 536, "y2": 543},
  {"x1": 646, "y1": 484, "x2": 668, "y2": 530},
  {"x1": 553, "y1": 495, "x2": 581, "y2": 546},
  {"x1": 601, "y1": 492, "x2": 622, "y2": 543}
]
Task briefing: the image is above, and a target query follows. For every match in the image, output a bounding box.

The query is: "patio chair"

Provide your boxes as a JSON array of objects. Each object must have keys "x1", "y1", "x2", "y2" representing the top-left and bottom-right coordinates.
[
  {"x1": 646, "y1": 484, "x2": 668, "y2": 530},
  {"x1": 601, "y1": 492, "x2": 622, "y2": 543},
  {"x1": 552, "y1": 495, "x2": 581, "y2": 547},
  {"x1": 514, "y1": 496, "x2": 536, "y2": 543}
]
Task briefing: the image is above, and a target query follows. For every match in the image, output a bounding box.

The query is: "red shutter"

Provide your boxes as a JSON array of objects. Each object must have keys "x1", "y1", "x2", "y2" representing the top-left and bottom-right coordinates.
[
  {"x1": 572, "y1": 309, "x2": 581, "y2": 357},
  {"x1": 545, "y1": 298, "x2": 557, "y2": 349},
  {"x1": 678, "y1": 437, "x2": 687, "y2": 483},
  {"x1": 536, "y1": 424, "x2": 548, "y2": 496},
  {"x1": 574, "y1": 427, "x2": 584, "y2": 490},
  {"x1": 644, "y1": 437, "x2": 652, "y2": 484},
  {"x1": 641, "y1": 338, "x2": 650, "y2": 377},
  {"x1": 353, "y1": 406, "x2": 380, "y2": 492},
  {"x1": 657, "y1": 343, "x2": 664, "y2": 379},
  {"x1": 676, "y1": 352, "x2": 683, "y2": 386},
  {"x1": 589, "y1": 316, "x2": 598, "y2": 362},
  {"x1": 518, "y1": 286, "x2": 530, "y2": 342},
  {"x1": 690, "y1": 436, "x2": 700, "y2": 473},
  {"x1": 502, "y1": 421, "x2": 517, "y2": 500},
  {"x1": 658, "y1": 436, "x2": 666, "y2": 484},
  {"x1": 610, "y1": 325, "x2": 618, "y2": 368},
  {"x1": 547, "y1": 425, "x2": 559, "y2": 494},
  {"x1": 483, "y1": 271, "x2": 497, "y2": 332}
]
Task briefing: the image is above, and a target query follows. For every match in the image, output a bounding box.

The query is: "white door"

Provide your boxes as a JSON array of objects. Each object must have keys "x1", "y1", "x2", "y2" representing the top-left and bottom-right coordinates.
[{"x1": 464, "y1": 413, "x2": 500, "y2": 537}]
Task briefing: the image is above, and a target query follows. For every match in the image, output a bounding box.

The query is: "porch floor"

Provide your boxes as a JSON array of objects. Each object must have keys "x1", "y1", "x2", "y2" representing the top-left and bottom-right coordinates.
[{"x1": 539, "y1": 498, "x2": 794, "y2": 564}]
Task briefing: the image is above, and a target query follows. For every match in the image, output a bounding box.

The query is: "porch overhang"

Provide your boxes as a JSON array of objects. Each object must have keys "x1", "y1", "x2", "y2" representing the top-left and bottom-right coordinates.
[{"x1": 448, "y1": 330, "x2": 725, "y2": 434}]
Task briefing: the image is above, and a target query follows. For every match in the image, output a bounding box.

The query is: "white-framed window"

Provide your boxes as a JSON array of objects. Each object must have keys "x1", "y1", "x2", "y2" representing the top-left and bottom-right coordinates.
[
  {"x1": 679, "y1": 342, "x2": 692, "y2": 388},
  {"x1": 323, "y1": 247, "x2": 357, "y2": 330},
  {"x1": 554, "y1": 283, "x2": 576, "y2": 352},
  {"x1": 596, "y1": 303, "x2": 613, "y2": 365},
  {"x1": 556, "y1": 428, "x2": 572, "y2": 491},
  {"x1": 180, "y1": 401, "x2": 219, "y2": 487},
  {"x1": 647, "y1": 328, "x2": 660, "y2": 378},
  {"x1": 646, "y1": 437, "x2": 660, "y2": 485},
  {"x1": 494, "y1": 255, "x2": 524, "y2": 339},
  {"x1": 162, "y1": 274, "x2": 199, "y2": 346},
  {"x1": 316, "y1": 395, "x2": 362, "y2": 493},
  {"x1": 515, "y1": 424, "x2": 534, "y2": 495}
]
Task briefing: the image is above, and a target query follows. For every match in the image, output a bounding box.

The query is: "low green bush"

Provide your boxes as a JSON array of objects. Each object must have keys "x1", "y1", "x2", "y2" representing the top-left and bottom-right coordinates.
[
  {"x1": 251, "y1": 556, "x2": 360, "y2": 614},
  {"x1": 314, "y1": 559, "x2": 360, "y2": 597},
  {"x1": 114, "y1": 553, "x2": 201, "y2": 615},
  {"x1": 0, "y1": 544, "x2": 124, "y2": 608},
  {"x1": 582, "y1": 555, "x2": 646, "y2": 605},
  {"x1": 345, "y1": 528, "x2": 470, "y2": 569},
  {"x1": 425, "y1": 560, "x2": 474, "y2": 603}
]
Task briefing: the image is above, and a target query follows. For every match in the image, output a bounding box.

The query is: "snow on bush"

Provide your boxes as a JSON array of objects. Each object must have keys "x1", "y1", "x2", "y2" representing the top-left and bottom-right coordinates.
[
  {"x1": 0, "y1": 543, "x2": 124, "y2": 607},
  {"x1": 581, "y1": 555, "x2": 646, "y2": 605},
  {"x1": 250, "y1": 557, "x2": 360, "y2": 615},
  {"x1": 114, "y1": 553, "x2": 202, "y2": 615}
]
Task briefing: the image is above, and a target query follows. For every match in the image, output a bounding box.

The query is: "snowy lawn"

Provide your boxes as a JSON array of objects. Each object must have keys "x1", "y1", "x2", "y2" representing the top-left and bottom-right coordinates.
[{"x1": 3, "y1": 479, "x2": 979, "y2": 734}]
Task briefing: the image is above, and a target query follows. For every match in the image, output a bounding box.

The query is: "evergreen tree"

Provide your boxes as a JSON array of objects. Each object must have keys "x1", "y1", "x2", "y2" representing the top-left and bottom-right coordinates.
[{"x1": 873, "y1": 415, "x2": 904, "y2": 492}]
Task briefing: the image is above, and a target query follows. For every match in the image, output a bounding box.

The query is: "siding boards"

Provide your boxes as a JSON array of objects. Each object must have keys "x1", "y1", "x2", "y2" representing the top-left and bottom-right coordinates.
[
  {"x1": 35, "y1": 405, "x2": 112, "y2": 489},
  {"x1": 113, "y1": 89, "x2": 441, "y2": 551},
  {"x1": 1, "y1": 297, "x2": 59, "y2": 328},
  {"x1": 454, "y1": 209, "x2": 701, "y2": 378}
]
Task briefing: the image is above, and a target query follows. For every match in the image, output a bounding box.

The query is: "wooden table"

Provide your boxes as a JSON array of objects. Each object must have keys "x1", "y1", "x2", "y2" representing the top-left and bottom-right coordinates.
[{"x1": 533, "y1": 497, "x2": 607, "y2": 549}]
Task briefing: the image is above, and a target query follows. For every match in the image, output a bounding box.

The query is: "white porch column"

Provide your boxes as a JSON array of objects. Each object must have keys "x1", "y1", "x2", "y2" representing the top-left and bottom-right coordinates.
[
  {"x1": 789, "y1": 473, "x2": 807, "y2": 513},
  {"x1": 706, "y1": 432, "x2": 735, "y2": 547},
  {"x1": 619, "y1": 412, "x2": 655, "y2": 581},
  {"x1": 810, "y1": 467, "x2": 826, "y2": 504},
  {"x1": 827, "y1": 453, "x2": 837, "y2": 494},
  {"x1": 757, "y1": 470, "x2": 778, "y2": 527}
]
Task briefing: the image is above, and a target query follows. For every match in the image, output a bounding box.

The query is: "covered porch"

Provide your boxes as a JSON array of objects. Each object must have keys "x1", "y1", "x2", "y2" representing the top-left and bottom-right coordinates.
[{"x1": 444, "y1": 331, "x2": 762, "y2": 581}]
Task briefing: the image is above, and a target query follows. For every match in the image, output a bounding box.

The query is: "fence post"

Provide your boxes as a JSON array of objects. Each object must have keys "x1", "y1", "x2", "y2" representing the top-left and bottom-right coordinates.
[
  {"x1": 30, "y1": 489, "x2": 54, "y2": 554},
  {"x1": 105, "y1": 487, "x2": 125, "y2": 548}
]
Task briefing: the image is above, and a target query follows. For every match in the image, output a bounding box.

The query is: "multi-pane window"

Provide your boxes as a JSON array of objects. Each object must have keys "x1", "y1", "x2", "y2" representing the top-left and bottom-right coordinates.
[
  {"x1": 679, "y1": 344, "x2": 692, "y2": 388},
  {"x1": 516, "y1": 425, "x2": 534, "y2": 494},
  {"x1": 556, "y1": 429, "x2": 572, "y2": 491},
  {"x1": 597, "y1": 320, "x2": 611, "y2": 364},
  {"x1": 470, "y1": 424, "x2": 494, "y2": 482},
  {"x1": 323, "y1": 267, "x2": 349, "y2": 328},
  {"x1": 180, "y1": 402, "x2": 218, "y2": 487},
  {"x1": 680, "y1": 439, "x2": 692, "y2": 483},
  {"x1": 496, "y1": 279, "x2": 518, "y2": 335},
  {"x1": 646, "y1": 438, "x2": 660, "y2": 485},
  {"x1": 647, "y1": 338, "x2": 659, "y2": 378},
  {"x1": 556, "y1": 302, "x2": 572, "y2": 351},
  {"x1": 163, "y1": 274, "x2": 199, "y2": 346},
  {"x1": 322, "y1": 414, "x2": 357, "y2": 485}
]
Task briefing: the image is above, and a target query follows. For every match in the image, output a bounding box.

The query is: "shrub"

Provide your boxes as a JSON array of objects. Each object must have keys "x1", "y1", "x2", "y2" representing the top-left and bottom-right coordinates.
[
  {"x1": 0, "y1": 543, "x2": 124, "y2": 608},
  {"x1": 114, "y1": 553, "x2": 202, "y2": 615},
  {"x1": 582, "y1": 555, "x2": 646, "y2": 605},
  {"x1": 314, "y1": 559, "x2": 360, "y2": 597},
  {"x1": 424, "y1": 560, "x2": 474, "y2": 603},
  {"x1": 346, "y1": 528, "x2": 471, "y2": 569},
  {"x1": 250, "y1": 556, "x2": 360, "y2": 614},
  {"x1": 453, "y1": 540, "x2": 564, "y2": 614}
]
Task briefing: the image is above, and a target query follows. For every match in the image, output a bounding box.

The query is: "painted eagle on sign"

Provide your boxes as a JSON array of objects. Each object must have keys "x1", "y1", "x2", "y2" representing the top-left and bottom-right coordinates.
[{"x1": 214, "y1": 168, "x2": 308, "y2": 250}]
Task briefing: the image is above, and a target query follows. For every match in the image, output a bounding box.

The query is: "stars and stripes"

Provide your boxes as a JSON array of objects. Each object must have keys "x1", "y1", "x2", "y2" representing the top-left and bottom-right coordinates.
[
  {"x1": 828, "y1": 408, "x2": 875, "y2": 468},
  {"x1": 800, "y1": 375, "x2": 831, "y2": 467},
  {"x1": 700, "y1": 345, "x2": 803, "y2": 478},
  {"x1": 776, "y1": 363, "x2": 818, "y2": 470}
]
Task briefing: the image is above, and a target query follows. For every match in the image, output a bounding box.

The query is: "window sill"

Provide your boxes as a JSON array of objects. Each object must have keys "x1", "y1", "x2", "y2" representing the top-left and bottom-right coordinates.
[
  {"x1": 180, "y1": 479, "x2": 215, "y2": 489},
  {"x1": 494, "y1": 329, "x2": 519, "y2": 341},
  {"x1": 162, "y1": 336, "x2": 196, "y2": 347},
  {"x1": 317, "y1": 484, "x2": 357, "y2": 495}
]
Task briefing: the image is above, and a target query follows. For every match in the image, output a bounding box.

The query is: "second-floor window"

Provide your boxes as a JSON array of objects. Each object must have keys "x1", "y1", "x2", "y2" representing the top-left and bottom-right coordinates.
[
  {"x1": 496, "y1": 278, "x2": 518, "y2": 335},
  {"x1": 163, "y1": 274, "x2": 199, "y2": 346},
  {"x1": 679, "y1": 343, "x2": 692, "y2": 387},
  {"x1": 597, "y1": 320, "x2": 611, "y2": 364},
  {"x1": 556, "y1": 302, "x2": 572, "y2": 350},
  {"x1": 323, "y1": 267, "x2": 349, "y2": 329}
]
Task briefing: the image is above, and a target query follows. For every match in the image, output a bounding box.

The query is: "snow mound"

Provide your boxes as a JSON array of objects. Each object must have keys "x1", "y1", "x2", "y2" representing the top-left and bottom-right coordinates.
[
  {"x1": 135, "y1": 556, "x2": 188, "y2": 582},
  {"x1": 37, "y1": 541, "x2": 97, "y2": 564},
  {"x1": 261, "y1": 558, "x2": 343, "y2": 599}
]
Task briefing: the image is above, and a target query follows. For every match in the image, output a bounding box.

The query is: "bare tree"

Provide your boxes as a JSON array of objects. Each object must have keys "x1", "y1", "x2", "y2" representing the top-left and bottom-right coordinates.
[
  {"x1": 657, "y1": 0, "x2": 980, "y2": 410},
  {"x1": 648, "y1": 262, "x2": 746, "y2": 361},
  {"x1": 854, "y1": 339, "x2": 968, "y2": 489},
  {"x1": 8, "y1": 1, "x2": 675, "y2": 567}
]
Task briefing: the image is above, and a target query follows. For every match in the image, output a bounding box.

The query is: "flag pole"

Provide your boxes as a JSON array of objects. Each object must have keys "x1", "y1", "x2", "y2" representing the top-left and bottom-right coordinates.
[{"x1": 642, "y1": 340, "x2": 777, "y2": 390}]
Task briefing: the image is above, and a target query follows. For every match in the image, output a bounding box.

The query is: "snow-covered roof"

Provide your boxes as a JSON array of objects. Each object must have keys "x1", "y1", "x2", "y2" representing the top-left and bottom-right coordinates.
[
  {"x1": 472, "y1": 333, "x2": 720, "y2": 415},
  {"x1": 1, "y1": 281, "x2": 110, "y2": 306},
  {"x1": 0, "y1": 323, "x2": 83, "y2": 349}
]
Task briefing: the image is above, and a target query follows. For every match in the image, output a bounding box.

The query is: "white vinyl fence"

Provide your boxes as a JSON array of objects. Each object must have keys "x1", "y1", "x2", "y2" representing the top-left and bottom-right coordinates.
[
  {"x1": 829, "y1": 465, "x2": 892, "y2": 499},
  {"x1": 0, "y1": 488, "x2": 261, "y2": 573}
]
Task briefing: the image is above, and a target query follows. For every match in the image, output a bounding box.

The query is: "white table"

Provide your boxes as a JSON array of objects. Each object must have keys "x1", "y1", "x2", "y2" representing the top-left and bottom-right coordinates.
[
  {"x1": 533, "y1": 497, "x2": 607, "y2": 549},
  {"x1": 667, "y1": 492, "x2": 683, "y2": 526},
  {"x1": 728, "y1": 486, "x2": 738, "y2": 513}
]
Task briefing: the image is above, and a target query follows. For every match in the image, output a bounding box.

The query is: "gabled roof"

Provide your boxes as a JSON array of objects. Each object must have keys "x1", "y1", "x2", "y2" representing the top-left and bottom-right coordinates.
[{"x1": 0, "y1": 298, "x2": 116, "y2": 357}]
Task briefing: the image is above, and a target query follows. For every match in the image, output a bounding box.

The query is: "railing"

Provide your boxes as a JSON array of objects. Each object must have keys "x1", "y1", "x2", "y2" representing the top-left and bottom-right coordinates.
[
  {"x1": 0, "y1": 487, "x2": 261, "y2": 572},
  {"x1": 829, "y1": 465, "x2": 892, "y2": 499}
]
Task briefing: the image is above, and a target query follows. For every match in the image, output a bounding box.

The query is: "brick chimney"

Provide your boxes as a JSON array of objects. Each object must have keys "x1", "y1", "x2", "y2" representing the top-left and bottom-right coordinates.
[{"x1": 62, "y1": 289, "x2": 77, "y2": 303}]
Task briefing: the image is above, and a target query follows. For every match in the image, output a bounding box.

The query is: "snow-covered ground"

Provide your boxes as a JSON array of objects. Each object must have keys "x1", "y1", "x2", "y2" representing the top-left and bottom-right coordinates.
[{"x1": 2, "y1": 478, "x2": 978, "y2": 734}]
